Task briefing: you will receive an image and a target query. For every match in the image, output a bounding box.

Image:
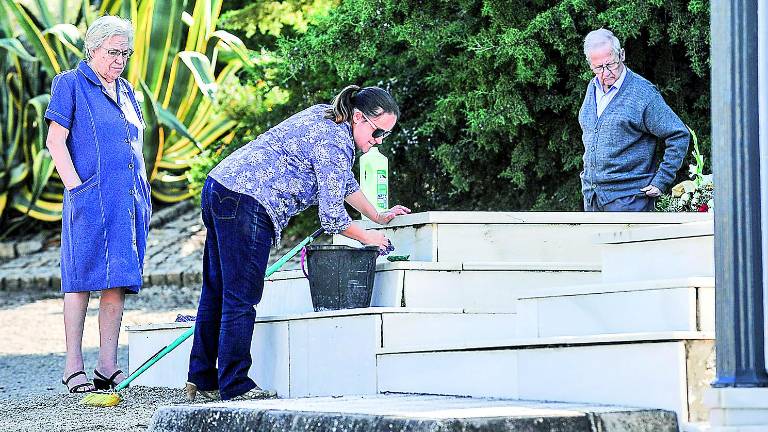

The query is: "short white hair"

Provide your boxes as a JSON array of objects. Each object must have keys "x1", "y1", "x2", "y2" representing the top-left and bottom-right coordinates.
[
  {"x1": 583, "y1": 28, "x2": 622, "y2": 63},
  {"x1": 84, "y1": 15, "x2": 134, "y2": 62}
]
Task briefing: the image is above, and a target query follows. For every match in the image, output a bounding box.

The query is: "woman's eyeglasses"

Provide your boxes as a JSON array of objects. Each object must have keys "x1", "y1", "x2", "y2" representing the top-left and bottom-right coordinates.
[{"x1": 360, "y1": 112, "x2": 392, "y2": 139}]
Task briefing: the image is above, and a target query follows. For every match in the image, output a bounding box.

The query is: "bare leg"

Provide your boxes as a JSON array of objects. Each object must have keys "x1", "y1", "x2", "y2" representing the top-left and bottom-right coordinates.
[
  {"x1": 63, "y1": 291, "x2": 92, "y2": 389},
  {"x1": 96, "y1": 288, "x2": 127, "y2": 382}
]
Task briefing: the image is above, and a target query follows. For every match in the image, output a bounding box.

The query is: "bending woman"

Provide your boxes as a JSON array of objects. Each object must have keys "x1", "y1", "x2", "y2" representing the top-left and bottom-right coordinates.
[{"x1": 186, "y1": 85, "x2": 410, "y2": 401}]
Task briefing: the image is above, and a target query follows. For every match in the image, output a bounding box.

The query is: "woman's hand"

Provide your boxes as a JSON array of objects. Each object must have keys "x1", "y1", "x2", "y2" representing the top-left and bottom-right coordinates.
[
  {"x1": 375, "y1": 204, "x2": 411, "y2": 225},
  {"x1": 361, "y1": 229, "x2": 390, "y2": 252}
]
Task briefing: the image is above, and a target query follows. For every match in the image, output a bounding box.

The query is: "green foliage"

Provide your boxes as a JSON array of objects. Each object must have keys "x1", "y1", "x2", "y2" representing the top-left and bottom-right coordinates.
[
  {"x1": 242, "y1": 0, "x2": 711, "y2": 211},
  {"x1": 0, "y1": 0, "x2": 252, "y2": 230},
  {"x1": 185, "y1": 0, "x2": 334, "y2": 243},
  {"x1": 220, "y1": 0, "x2": 336, "y2": 43}
]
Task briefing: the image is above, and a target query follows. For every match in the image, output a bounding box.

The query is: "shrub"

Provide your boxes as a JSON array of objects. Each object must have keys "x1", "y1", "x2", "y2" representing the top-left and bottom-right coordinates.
[{"x1": 265, "y1": 0, "x2": 711, "y2": 211}]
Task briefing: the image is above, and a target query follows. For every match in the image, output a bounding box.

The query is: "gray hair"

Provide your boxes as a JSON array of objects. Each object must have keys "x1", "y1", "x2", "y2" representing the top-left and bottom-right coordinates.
[
  {"x1": 84, "y1": 15, "x2": 134, "y2": 62},
  {"x1": 583, "y1": 28, "x2": 622, "y2": 63}
]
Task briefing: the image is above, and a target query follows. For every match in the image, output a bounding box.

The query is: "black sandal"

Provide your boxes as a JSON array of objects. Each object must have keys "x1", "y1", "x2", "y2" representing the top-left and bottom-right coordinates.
[
  {"x1": 62, "y1": 371, "x2": 95, "y2": 393},
  {"x1": 93, "y1": 369, "x2": 125, "y2": 390}
]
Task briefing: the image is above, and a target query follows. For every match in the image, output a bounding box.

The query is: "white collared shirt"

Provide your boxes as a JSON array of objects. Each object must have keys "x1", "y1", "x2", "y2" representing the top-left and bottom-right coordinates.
[{"x1": 594, "y1": 66, "x2": 627, "y2": 118}]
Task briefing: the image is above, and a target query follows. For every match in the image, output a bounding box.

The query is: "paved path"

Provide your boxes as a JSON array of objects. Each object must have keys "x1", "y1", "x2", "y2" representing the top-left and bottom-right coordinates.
[{"x1": 0, "y1": 202, "x2": 205, "y2": 292}]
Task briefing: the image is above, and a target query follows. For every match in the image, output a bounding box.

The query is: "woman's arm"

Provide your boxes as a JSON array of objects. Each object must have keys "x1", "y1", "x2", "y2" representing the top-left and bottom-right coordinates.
[
  {"x1": 340, "y1": 222, "x2": 388, "y2": 249},
  {"x1": 46, "y1": 121, "x2": 82, "y2": 190},
  {"x1": 344, "y1": 190, "x2": 379, "y2": 221},
  {"x1": 345, "y1": 190, "x2": 412, "y2": 224}
]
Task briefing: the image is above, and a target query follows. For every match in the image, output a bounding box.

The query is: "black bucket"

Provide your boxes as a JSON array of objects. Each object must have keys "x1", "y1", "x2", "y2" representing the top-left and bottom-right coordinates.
[{"x1": 304, "y1": 244, "x2": 379, "y2": 311}]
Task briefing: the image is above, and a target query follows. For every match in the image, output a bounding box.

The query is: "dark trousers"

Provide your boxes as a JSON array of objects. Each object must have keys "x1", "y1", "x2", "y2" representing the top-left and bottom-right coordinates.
[
  {"x1": 187, "y1": 177, "x2": 274, "y2": 400},
  {"x1": 584, "y1": 193, "x2": 656, "y2": 212}
]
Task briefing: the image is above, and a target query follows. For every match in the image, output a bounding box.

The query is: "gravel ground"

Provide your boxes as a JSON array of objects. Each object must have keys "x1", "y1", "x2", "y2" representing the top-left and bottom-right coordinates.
[
  {"x1": 0, "y1": 285, "x2": 200, "y2": 431},
  {"x1": 0, "y1": 387, "x2": 189, "y2": 432}
]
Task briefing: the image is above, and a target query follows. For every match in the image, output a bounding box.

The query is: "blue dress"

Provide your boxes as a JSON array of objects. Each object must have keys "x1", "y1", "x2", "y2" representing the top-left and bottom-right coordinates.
[{"x1": 45, "y1": 61, "x2": 151, "y2": 294}]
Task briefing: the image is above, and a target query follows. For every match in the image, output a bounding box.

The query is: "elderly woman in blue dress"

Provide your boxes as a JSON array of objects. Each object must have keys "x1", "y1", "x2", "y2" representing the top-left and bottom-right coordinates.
[
  {"x1": 185, "y1": 85, "x2": 410, "y2": 401},
  {"x1": 44, "y1": 16, "x2": 151, "y2": 393}
]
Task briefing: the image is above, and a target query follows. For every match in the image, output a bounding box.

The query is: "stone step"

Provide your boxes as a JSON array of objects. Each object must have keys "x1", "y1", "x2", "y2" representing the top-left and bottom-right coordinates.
[
  {"x1": 594, "y1": 221, "x2": 714, "y2": 283},
  {"x1": 332, "y1": 211, "x2": 712, "y2": 264},
  {"x1": 148, "y1": 394, "x2": 679, "y2": 432},
  {"x1": 376, "y1": 331, "x2": 715, "y2": 427},
  {"x1": 515, "y1": 277, "x2": 715, "y2": 337},
  {"x1": 126, "y1": 308, "x2": 516, "y2": 397},
  {"x1": 258, "y1": 261, "x2": 601, "y2": 316},
  {"x1": 127, "y1": 312, "x2": 712, "y2": 427}
]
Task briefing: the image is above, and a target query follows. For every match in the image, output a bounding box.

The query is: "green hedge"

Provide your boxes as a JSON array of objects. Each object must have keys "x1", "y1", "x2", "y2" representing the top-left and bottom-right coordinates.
[{"x1": 245, "y1": 0, "x2": 710, "y2": 212}]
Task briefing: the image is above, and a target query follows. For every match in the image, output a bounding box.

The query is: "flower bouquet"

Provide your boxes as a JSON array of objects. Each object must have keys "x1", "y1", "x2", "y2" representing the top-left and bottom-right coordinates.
[{"x1": 656, "y1": 128, "x2": 713, "y2": 212}]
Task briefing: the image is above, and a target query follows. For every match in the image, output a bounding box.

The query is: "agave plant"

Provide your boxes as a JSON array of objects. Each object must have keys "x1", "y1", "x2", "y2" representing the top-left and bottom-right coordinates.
[
  {"x1": 0, "y1": 0, "x2": 252, "y2": 225},
  {"x1": 0, "y1": 14, "x2": 60, "y2": 223}
]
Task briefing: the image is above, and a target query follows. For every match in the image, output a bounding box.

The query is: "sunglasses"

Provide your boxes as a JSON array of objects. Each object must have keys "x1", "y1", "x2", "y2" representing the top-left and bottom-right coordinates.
[{"x1": 360, "y1": 111, "x2": 392, "y2": 139}]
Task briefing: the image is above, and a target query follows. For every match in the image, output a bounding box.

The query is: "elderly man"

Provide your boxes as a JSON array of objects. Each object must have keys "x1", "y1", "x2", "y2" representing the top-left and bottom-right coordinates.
[{"x1": 578, "y1": 28, "x2": 689, "y2": 211}]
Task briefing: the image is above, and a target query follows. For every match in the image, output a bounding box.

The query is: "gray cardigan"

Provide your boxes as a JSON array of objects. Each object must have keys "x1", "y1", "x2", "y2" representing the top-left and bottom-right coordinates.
[{"x1": 578, "y1": 68, "x2": 690, "y2": 205}]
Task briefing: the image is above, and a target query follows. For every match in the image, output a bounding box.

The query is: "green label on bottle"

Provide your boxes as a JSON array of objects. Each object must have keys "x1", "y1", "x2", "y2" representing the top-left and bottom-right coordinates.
[{"x1": 376, "y1": 169, "x2": 388, "y2": 209}]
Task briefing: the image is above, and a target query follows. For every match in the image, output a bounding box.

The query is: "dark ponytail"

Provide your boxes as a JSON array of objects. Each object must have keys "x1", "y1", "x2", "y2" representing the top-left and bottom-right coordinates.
[{"x1": 325, "y1": 85, "x2": 400, "y2": 123}]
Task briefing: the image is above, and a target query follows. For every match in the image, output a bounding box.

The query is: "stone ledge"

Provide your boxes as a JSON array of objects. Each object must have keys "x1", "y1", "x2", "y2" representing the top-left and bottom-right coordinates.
[
  {"x1": 594, "y1": 220, "x2": 714, "y2": 245},
  {"x1": 377, "y1": 330, "x2": 715, "y2": 355},
  {"x1": 148, "y1": 394, "x2": 678, "y2": 432},
  {"x1": 517, "y1": 276, "x2": 715, "y2": 299},
  {"x1": 353, "y1": 211, "x2": 712, "y2": 230}
]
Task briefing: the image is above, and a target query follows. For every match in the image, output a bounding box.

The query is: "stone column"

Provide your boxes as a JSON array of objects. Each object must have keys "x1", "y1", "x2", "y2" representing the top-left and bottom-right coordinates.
[
  {"x1": 706, "y1": 0, "x2": 768, "y2": 429},
  {"x1": 762, "y1": 0, "x2": 768, "y2": 329}
]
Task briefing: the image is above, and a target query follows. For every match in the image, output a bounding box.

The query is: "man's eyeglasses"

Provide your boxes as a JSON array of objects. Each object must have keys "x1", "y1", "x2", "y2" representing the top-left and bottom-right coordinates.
[
  {"x1": 360, "y1": 111, "x2": 392, "y2": 139},
  {"x1": 590, "y1": 61, "x2": 621, "y2": 75},
  {"x1": 103, "y1": 48, "x2": 134, "y2": 59}
]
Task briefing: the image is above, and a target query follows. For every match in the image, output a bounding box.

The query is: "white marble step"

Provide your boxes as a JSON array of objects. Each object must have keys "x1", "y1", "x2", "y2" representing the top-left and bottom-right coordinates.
[
  {"x1": 376, "y1": 331, "x2": 715, "y2": 426},
  {"x1": 257, "y1": 261, "x2": 601, "y2": 317},
  {"x1": 515, "y1": 277, "x2": 715, "y2": 337},
  {"x1": 332, "y1": 211, "x2": 712, "y2": 264},
  {"x1": 594, "y1": 221, "x2": 714, "y2": 283},
  {"x1": 126, "y1": 308, "x2": 516, "y2": 398}
]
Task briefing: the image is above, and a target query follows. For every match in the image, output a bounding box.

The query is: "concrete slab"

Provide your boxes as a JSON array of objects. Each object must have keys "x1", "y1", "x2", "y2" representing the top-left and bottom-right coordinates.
[
  {"x1": 148, "y1": 394, "x2": 678, "y2": 432},
  {"x1": 333, "y1": 212, "x2": 711, "y2": 264}
]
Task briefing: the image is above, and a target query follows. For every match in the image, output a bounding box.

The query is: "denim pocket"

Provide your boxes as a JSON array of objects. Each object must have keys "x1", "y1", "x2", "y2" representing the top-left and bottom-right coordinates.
[
  {"x1": 68, "y1": 181, "x2": 104, "y2": 280},
  {"x1": 211, "y1": 189, "x2": 240, "y2": 220}
]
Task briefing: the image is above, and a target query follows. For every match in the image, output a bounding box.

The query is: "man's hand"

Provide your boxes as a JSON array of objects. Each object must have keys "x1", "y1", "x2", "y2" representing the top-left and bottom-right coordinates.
[
  {"x1": 375, "y1": 205, "x2": 411, "y2": 225},
  {"x1": 641, "y1": 185, "x2": 662, "y2": 197}
]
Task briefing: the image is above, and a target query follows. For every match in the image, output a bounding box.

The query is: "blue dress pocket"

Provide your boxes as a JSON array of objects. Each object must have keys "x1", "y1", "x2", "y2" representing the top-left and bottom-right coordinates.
[{"x1": 67, "y1": 178, "x2": 105, "y2": 282}]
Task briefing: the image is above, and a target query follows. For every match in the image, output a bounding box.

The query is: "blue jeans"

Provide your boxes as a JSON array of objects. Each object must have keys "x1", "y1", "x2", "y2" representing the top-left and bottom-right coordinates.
[
  {"x1": 187, "y1": 177, "x2": 274, "y2": 400},
  {"x1": 584, "y1": 193, "x2": 656, "y2": 212}
]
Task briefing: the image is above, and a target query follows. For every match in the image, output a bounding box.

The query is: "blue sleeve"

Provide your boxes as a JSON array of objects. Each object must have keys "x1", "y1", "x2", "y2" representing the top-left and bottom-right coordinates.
[
  {"x1": 345, "y1": 170, "x2": 360, "y2": 197},
  {"x1": 45, "y1": 73, "x2": 75, "y2": 130},
  {"x1": 311, "y1": 136, "x2": 355, "y2": 235}
]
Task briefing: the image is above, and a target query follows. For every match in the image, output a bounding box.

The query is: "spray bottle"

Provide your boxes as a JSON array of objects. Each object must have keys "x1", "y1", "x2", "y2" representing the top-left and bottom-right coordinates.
[{"x1": 360, "y1": 147, "x2": 388, "y2": 220}]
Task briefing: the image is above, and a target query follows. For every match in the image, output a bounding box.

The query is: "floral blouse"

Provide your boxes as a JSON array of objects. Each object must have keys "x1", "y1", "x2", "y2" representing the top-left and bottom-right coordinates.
[{"x1": 208, "y1": 104, "x2": 360, "y2": 245}]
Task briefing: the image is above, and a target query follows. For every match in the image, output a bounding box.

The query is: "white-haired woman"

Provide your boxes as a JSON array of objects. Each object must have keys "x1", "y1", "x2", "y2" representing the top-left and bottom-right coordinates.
[{"x1": 44, "y1": 15, "x2": 151, "y2": 393}]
